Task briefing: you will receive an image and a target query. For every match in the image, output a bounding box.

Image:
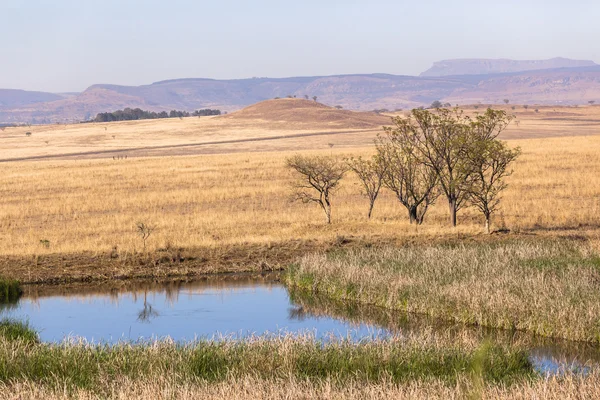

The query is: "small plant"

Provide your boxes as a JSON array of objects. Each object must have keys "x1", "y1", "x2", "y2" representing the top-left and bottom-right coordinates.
[
  {"x1": 136, "y1": 222, "x2": 155, "y2": 250},
  {"x1": 39, "y1": 239, "x2": 50, "y2": 248},
  {"x1": 25, "y1": 132, "x2": 32, "y2": 137}
]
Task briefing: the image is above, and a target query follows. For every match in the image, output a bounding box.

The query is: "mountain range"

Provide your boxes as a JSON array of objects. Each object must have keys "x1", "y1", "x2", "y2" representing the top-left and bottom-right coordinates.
[{"x1": 1, "y1": 58, "x2": 599, "y2": 124}]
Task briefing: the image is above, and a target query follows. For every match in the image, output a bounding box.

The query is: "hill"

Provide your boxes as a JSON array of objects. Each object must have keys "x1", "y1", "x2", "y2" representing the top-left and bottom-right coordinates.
[
  {"x1": 420, "y1": 57, "x2": 598, "y2": 77},
  {"x1": 0, "y1": 89, "x2": 63, "y2": 108},
  {"x1": 224, "y1": 98, "x2": 390, "y2": 129}
]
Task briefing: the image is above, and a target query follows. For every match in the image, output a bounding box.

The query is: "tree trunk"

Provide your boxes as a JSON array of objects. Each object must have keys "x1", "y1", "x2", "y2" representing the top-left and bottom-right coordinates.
[
  {"x1": 409, "y1": 206, "x2": 418, "y2": 224},
  {"x1": 367, "y1": 201, "x2": 374, "y2": 220},
  {"x1": 485, "y1": 213, "x2": 491, "y2": 234},
  {"x1": 324, "y1": 202, "x2": 331, "y2": 224},
  {"x1": 448, "y1": 197, "x2": 457, "y2": 227}
]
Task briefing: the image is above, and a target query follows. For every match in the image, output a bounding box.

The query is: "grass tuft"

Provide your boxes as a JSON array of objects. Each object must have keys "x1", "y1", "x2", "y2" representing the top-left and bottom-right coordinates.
[
  {"x1": 0, "y1": 319, "x2": 39, "y2": 344},
  {"x1": 0, "y1": 278, "x2": 22, "y2": 303}
]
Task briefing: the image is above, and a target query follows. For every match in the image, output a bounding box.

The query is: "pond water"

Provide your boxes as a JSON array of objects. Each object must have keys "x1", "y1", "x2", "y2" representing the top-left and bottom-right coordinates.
[
  {"x1": 2, "y1": 275, "x2": 599, "y2": 376},
  {"x1": 1, "y1": 276, "x2": 386, "y2": 343}
]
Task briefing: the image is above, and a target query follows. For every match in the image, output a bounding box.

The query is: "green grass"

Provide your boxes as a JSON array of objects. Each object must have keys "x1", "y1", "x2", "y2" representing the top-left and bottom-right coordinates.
[
  {"x1": 0, "y1": 334, "x2": 535, "y2": 394},
  {"x1": 0, "y1": 319, "x2": 39, "y2": 344},
  {"x1": 0, "y1": 278, "x2": 22, "y2": 303},
  {"x1": 285, "y1": 239, "x2": 600, "y2": 342}
]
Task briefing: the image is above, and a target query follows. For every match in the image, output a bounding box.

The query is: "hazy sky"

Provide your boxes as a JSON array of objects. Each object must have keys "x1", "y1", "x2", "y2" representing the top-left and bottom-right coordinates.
[{"x1": 1, "y1": 0, "x2": 598, "y2": 92}]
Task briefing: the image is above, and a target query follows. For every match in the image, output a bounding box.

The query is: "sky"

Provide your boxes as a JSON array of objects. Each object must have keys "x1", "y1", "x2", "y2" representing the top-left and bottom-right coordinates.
[{"x1": 1, "y1": 0, "x2": 599, "y2": 92}]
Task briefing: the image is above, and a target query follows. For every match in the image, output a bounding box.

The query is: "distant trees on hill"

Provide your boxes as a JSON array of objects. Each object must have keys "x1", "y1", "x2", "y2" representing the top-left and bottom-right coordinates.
[{"x1": 93, "y1": 108, "x2": 221, "y2": 122}]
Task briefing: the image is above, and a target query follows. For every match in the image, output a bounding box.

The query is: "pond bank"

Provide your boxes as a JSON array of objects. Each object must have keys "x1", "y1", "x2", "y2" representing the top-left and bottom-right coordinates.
[
  {"x1": 285, "y1": 239, "x2": 600, "y2": 343},
  {"x1": 0, "y1": 234, "x2": 543, "y2": 285}
]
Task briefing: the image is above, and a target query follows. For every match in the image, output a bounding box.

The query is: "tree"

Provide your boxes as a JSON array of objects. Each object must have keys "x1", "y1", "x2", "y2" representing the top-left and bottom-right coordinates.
[
  {"x1": 286, "y1": 155, "x2": 347, "y2": 224},
  {"x1": 503, "y1": 99, "x2": 510, "y2": 104},
  {"x1": 304, "y1": 95, "x2": 309, "y2": 100},
  {"x1": 376, "y1": 124, "x2": 439, "y2": 224},
  {"x1": 523, "y1": 105, "x2": 529, "y2": 110},
  {"x1": 401, "y1": 108, "x2": 474, "y2": 226},
  {"x1": 467, "y1": 140, "x2": 520, "y2": 233},
  {"x1": 347, "y1": 155, "x2": 387, "y2": 219},
  {"x1": 589, "y1": 100, "x2": 596, "y2": 105},
  {"x1": 430, "y1": 100, "x2": 443, "y2": 109},
  {"x1": 312, "y1": 96, "x2": 318, "y2": 102}
]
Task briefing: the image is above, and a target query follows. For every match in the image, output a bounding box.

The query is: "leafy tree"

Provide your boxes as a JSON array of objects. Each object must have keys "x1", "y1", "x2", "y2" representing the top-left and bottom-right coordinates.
[
  {"x1": 503, "y1": 99, "x2": 509, "y2": 104},
  {"x1": 430, "y1": 100, "x2": 443, "y2": 109},
  {"x1": 377, "y1": 122, "x2": 439, "y2": 224},
  {"x1": 312, "y1": 96, "x2": 318, "y2": 102},
  {"x1": 589, "y1": 100, "x2": 596, "y2": 105},
  {"x1": 286, "y1": 155, "x2": 347, "y2": 224},
  {"x1": 466, "y1": 139, "x2": 520, "y2": 233},
  {"x1": 401, "y1": 108, "x2": 474, "y2": 226}
]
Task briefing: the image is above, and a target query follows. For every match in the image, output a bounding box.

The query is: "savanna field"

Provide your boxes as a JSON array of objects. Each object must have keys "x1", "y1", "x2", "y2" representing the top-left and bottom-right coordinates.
[{"x1": 2, "y1": 101, "x2": 600, "y2": 398}]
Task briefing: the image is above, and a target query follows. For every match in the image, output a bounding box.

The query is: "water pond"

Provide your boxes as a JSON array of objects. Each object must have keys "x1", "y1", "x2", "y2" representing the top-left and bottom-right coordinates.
[{"x1": 2, "y1": 274, "x2": 599, "y2": 376}]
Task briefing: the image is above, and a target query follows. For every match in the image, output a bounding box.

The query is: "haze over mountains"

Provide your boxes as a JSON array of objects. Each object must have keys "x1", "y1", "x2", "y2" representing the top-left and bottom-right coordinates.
[{"x1": 1, "y1": 58, "x2": 600, "y2": 124}]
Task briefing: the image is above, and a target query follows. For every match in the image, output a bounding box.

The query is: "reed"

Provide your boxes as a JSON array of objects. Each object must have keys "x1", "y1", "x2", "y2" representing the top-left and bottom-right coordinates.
[{"x1": 286, "y1": 239, "x2": 600, "y2": 342}]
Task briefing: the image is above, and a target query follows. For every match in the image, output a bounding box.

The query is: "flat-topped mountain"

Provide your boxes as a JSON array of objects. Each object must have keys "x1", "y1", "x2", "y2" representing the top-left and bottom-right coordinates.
[{"x1": 420, "y1": 57, "x2": 598, "y2": 77}]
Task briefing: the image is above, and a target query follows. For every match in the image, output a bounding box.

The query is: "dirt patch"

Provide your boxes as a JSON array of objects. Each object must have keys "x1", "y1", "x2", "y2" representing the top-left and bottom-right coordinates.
[{"x1": 0, "y1": 233, "x2": 564, "y2": 286}]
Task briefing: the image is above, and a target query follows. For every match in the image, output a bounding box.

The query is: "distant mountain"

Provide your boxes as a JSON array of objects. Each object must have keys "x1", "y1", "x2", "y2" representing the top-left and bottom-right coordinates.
[
  {"x1": 420, "y1": 57, "x2": 598, "y2": 77},
  {"x1": 2, "y1": 58, "x2": 600, "y2": 124},
  {"x1": 0, "y1": 89, "x2": 62, "y2": 108}
]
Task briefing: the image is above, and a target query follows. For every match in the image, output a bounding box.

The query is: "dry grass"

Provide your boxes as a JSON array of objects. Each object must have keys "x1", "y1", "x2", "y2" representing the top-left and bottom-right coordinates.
[
  {"x1": 287, "y1": 239, "x2": 600, "y2": 342},
  {"x1": 1, "y1": 103, "x2": 599, "y2": 161},
  {"x1": 2, "y1": 374, "x2": 600, "y2": 400},
  {"x1": 1, "y1": 134, "x2": 600, "y2": 257}
]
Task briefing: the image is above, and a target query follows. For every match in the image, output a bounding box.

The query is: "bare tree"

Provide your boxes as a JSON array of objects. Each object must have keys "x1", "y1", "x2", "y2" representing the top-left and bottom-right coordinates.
[
  {"x1": 376, "y1": 127, "x2": 439, "y2": 225},
  {"x1": 467, "y1": 140, "x2": 520, "y2": 233},
  {"x1": 286, "y1": 155, "x2": 347, "y2": 224},
  {"x1": 346, "y1": 155, "x2": 387, "y2": 219}
]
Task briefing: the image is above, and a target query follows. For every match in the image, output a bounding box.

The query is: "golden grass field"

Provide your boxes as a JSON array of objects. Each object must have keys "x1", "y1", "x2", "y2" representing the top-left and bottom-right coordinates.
[{"x1": 0, "y1": 101, "x2": 599, "y2": 281}]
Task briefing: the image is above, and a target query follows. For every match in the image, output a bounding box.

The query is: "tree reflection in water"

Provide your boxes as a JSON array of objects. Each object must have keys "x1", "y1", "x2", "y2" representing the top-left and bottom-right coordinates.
[{"x1": 137, "y1": 290, "x2": 159, "y2": 323}]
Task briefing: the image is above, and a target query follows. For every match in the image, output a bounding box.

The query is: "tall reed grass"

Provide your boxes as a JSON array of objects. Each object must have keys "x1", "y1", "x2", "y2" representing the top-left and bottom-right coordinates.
[{"x1": 286, "y1": 239, "x2": 600, "y2": 342}]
